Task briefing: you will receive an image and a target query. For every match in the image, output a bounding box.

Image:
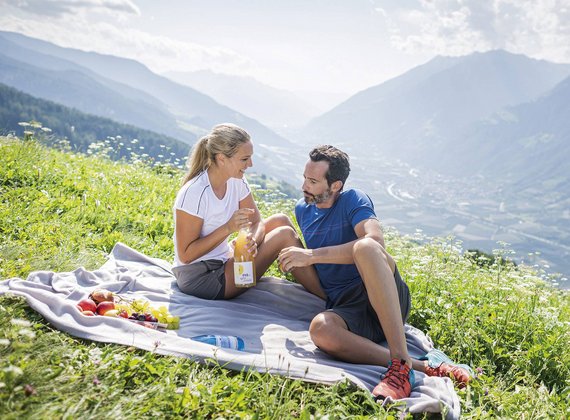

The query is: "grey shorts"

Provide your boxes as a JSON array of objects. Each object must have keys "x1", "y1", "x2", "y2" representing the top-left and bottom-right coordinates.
[
  {"x1": 326, "y1": 265, "x2": 411, "y2": 344},
  {"x1": 172, "y1": 259, "x2": 226, "y2": 300}
]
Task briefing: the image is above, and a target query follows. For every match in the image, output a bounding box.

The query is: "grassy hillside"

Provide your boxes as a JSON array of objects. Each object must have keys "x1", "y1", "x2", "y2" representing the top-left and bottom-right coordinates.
[
  {"x1": 1, "y1": 136, "x2": 568, "y2": 418},
  {"x1": 0, "y1": 82, "x2": 192, "y2": 165}
]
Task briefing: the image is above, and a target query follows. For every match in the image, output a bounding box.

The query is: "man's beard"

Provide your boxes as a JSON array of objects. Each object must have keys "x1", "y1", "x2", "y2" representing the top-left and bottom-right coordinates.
[{"x1": 303, "y1": 188, "x2": 332, "y2": 204}]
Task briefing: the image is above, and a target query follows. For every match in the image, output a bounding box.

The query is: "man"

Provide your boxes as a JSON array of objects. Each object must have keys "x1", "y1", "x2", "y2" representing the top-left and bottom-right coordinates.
[{"x1": 278, "y1": 145, "x2": 471, "y2": 400}]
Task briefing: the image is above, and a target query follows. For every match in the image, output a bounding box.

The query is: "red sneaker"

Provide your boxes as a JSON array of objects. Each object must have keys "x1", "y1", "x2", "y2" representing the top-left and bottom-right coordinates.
[
  {"x1": 425, "y1": 362, "x2": 472, "y2": 388},
  {"x1": 373, "y1": 358, "x2": 415, "y2": 401}
]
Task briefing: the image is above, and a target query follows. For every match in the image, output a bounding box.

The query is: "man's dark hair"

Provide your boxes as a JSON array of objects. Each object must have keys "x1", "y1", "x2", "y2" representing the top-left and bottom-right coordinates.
[{"x1": 309, "y1": 145, "x2": 350, "y2": 188}]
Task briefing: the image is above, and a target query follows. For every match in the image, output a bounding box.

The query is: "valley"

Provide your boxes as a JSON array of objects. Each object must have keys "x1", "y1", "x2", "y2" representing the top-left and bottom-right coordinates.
[{"x1": 347, "y1": 148, "x2": 570, "y2": 288}]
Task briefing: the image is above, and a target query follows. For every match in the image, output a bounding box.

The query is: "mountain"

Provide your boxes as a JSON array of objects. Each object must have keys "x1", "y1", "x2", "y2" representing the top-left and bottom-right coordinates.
[
  {"x1": 163, "y1": 70, "x2": 320, "y2": 129},
  {"x1": 0, "y1": 82, "x2": 190, "y2": 162},
  {"x1": 0, "y1": 50, "x2": 192, "y2": 143},
  {"x1": 303, "y1": 50, "x2": 570, "y2": 166},
  {"x1": 0, "y1": 31, "x2": 293, "y2": 151},
  {"x1": 443, "y1": 74, "x2": 570, "y2": 192},
  {"x1": 0, "y1": 31, "x2": 304, "y2": 184}
]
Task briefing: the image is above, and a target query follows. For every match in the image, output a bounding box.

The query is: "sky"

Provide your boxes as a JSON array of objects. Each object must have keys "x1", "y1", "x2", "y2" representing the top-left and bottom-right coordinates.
[{"x1": 1, "y1": 0, "x2": 569, "y2": 97}]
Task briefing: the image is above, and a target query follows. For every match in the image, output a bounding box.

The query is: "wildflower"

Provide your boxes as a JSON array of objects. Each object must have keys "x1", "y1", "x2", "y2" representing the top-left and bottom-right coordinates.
[
  {"x1": 93, "y1": 377, "x2": 101, "y2": 386},
  {"x1": 18, "y1": 328, "x2": 36, "y2": 339},
  {"x1": 112, "y1": 354, "x2": 125, "y2": 363},
  {"x1": 10, "y1": 318, "x2": 31, "y2": 327},
  {"x1": 3, "y1": 365, "x2": 23, "y2": 376},
  {"x1": 88, "y1": 347, "x2": 103, "y2": 364},
  {"x1": 476, "y1": 367, "x2": 484, "y2": 376}
]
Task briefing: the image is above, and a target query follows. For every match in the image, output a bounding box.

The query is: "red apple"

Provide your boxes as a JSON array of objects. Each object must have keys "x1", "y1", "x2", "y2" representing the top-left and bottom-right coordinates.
[
  {"x1": 89, "y1": 289, "x2": 114, "y2": 304},
  {"x1": 77, "y1": 299, "x2": 97, "y2": 313},
  {"x1": 96, "y1": 301, "x2": 116, "y2": 315},
  {"x1": 118, "y1": 309, "x2": 129, "y2": 318},
  {"x1": 81, "y1": 310, "x2": 95, "y2": 316}
]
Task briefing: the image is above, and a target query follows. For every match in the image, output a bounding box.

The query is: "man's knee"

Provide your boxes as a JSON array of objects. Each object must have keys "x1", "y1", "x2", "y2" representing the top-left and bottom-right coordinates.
[
  {"x1": 353, "y1": 237, "x2": 384, "y2": 260},
  {"x1": 353, "y1": 238, "x2": 395, "y2": 273},
  {"x1": 309, "y1": 312, "x2": 345, "y2": 352}
]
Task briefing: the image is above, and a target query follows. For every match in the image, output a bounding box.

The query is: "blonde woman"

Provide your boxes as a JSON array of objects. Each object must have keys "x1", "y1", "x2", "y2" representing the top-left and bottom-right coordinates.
[{"x1": 173, "y1": 123, "x2": 324, "y2": 300}]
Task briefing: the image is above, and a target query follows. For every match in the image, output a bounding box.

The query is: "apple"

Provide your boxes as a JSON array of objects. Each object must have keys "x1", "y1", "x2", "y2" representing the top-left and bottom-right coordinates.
[
  {"x1": 96, "y1": 301, "x2": 116, "y2": 315},
  {"x1": 118, "y1": 309, "x2": 129, "y2": 318},
  {"x1": 89, "y1": 289, "x2": 114, "y2": 304},
  {"x1": 77, "y1": 299, "x2": 97, "y2": 313},
  {"x1": 81, "y1": 310, "x2": 95, "y2": 316}
]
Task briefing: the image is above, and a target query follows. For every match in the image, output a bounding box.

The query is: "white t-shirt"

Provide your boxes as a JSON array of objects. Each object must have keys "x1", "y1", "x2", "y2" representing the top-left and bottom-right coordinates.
[{"x1": 173, "y1": 171, "x2": 251, "y2": 268}]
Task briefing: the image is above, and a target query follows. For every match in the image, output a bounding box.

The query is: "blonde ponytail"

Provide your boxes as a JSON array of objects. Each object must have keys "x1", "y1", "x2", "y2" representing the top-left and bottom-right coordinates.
[
  {"x1": 182, "y1": 136, "x2": 210, "y2": 185},
  {"x1": 181, "y1": 123, "x2": 251, "y2": 185}
]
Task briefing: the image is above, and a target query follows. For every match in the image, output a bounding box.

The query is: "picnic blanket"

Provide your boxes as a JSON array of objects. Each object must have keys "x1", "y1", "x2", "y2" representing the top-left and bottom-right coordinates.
[{"x1": 0, "y1": 243, "x2": 461, "y2": 418}]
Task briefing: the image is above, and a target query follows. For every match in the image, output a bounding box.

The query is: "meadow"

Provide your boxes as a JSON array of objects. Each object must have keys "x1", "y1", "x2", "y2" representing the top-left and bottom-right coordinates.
[{"x1": 1, "y1": 134, "x2": 568, "y2": 419}]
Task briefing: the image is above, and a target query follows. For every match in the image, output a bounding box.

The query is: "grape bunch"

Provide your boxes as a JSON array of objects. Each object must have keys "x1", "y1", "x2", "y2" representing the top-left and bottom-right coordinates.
[{"x1": 115, "y1": 297, "x2": 180, "y2": 330}]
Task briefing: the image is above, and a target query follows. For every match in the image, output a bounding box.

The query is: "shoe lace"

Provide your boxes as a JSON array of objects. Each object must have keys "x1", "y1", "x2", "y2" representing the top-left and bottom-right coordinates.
[{"x1": 383, "y1": 359, "x2": 409, "y2": 389}]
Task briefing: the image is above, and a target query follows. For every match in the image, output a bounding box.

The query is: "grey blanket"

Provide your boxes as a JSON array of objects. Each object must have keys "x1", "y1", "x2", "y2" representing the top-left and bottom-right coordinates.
[{"x1": 0, "y1": 243, "x2": 461, "y2": 418}]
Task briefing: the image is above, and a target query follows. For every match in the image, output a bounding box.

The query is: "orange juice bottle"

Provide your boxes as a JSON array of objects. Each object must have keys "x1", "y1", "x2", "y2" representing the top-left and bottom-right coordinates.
[{"x1": 233, "y1": 227, "x2": 256, "y2": 288}]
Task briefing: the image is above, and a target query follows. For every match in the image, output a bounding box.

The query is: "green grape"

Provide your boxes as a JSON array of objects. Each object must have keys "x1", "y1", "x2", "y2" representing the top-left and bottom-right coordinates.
[{"x1": 113, "y1": 296, "x2": 179, "y2": 330}]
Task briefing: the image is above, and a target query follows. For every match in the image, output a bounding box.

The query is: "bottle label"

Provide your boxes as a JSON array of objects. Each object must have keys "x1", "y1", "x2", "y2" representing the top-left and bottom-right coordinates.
[
  {"x1": 234, "y1": 261, "x2": 254, "y2": 286},
  {"x1": 216, "y1": 336, "x2": 236, "y2": 349},
  {"x1": 192, "y1": 335, "x2": 245, "y2": 350}
]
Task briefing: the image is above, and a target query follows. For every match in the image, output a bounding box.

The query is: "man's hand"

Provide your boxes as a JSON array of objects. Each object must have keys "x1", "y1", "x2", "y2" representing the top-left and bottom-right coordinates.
[{"x1": 278, "y1": 246, "x2": 313, "y2": 273}]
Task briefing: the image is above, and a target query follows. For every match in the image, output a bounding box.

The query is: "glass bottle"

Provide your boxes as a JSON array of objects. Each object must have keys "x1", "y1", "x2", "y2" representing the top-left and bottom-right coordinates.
[{"x1": 233, "y1": 227, "x2": 256, "y2": 288}]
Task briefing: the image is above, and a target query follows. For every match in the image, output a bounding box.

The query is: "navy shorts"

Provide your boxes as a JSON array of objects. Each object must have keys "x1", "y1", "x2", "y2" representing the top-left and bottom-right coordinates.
[
  {"x1": 326, "y1": 265, "x2": 411, "y2": 344},
  {"x1": 172, "y1": 259, "x2": 226, "y2": 300}
]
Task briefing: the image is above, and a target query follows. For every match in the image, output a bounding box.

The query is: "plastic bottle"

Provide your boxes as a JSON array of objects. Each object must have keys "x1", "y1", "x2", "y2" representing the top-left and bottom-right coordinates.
[
  {"x1": 233, "y1": 227, "x2": 256, "y2": 288},
  {"x1": 191, "y1": 334, "x2": 245, "y2": 351}
]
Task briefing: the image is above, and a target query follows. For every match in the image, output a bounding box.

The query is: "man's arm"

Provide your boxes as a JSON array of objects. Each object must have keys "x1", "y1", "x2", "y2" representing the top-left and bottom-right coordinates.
[
  {"x1": 311, "y1": 217, "x2": 385, "y2": 264},
  {"x1": 278, "y1": 217, "x2": 386, "y2": 270}
]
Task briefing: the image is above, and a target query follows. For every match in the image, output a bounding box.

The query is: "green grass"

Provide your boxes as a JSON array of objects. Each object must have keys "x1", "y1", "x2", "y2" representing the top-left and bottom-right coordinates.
[{"x1": 1, "y1": 136, "x2": 569, "y2": 419}]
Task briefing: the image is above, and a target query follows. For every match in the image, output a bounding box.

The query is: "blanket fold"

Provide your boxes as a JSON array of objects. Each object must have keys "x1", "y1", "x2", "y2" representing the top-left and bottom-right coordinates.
[{"x1": 0, "y1": 242, "x2": 461, "y2": 419}]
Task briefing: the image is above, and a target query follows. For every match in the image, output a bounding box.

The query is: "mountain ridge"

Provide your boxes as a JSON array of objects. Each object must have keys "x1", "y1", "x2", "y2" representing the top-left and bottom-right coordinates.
[{"x1": 0, "y1": 30, "x2": 294, "y2": 151}]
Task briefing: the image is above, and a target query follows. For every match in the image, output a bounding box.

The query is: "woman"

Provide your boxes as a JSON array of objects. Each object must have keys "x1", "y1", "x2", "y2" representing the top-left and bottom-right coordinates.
[{"x1": 173, "y1": 123, "x2": 324, "y2": 300}]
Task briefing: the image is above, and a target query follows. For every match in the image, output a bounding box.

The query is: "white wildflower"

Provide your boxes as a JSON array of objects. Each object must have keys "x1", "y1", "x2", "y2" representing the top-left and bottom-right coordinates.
[
  {"x1": 3, "y1": 365, "x2": 23, "y2": 376},
  {"x1": 18, "y1": 328, "x2": 36, "y2": 339},
  {"x1": 10, "y1": 318, "x2": 31, "y2": 327}
]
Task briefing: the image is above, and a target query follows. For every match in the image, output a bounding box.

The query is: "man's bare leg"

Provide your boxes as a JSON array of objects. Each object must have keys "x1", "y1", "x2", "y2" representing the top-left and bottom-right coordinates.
[
  {"x1": 309, "y1": 311, "x2": 426, "y2": 371},
  {"x1": 352, "y1": 237, "x2": 411, "y2": 366}
]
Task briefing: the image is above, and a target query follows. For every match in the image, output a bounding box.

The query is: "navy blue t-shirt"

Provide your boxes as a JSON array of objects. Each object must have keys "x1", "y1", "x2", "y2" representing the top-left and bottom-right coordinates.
[{"x1": 295, "y1": 188, "x2": 377, "y2": 304}]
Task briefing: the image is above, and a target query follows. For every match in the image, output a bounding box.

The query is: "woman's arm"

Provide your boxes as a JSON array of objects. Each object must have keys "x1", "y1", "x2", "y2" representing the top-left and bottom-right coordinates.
[{"x1": 176, "y1": 208, "x2": 253, "y2": 264}]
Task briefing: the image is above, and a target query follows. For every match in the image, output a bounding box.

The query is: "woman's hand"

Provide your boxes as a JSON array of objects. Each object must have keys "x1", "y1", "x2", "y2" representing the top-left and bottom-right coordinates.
[
  {"x1": 226, "y1": 208, "x2": 254, "y2": 234},
  {"x1": 246, "y1": 231, "x2": 258, "y2": 257}
]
